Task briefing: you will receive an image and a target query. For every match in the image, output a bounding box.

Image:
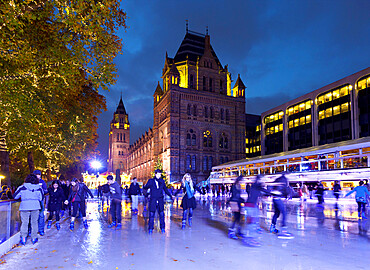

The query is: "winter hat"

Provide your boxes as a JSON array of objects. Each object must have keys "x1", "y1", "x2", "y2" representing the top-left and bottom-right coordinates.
[
  {"x1": 107, "y1": 175, "x2": 114, "y2": 180},
  {"x1": 154, "y1": 169, "x2": 162, "y2": 174},
  {"x1": 33, "y1": 170, "x2": 41, "y2": 175}
]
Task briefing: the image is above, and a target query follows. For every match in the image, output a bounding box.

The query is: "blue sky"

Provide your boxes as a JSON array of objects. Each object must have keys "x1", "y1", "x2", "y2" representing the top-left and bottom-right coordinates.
[{"x1": 96, "y1": 0, "x2": 370, "y2": 161}]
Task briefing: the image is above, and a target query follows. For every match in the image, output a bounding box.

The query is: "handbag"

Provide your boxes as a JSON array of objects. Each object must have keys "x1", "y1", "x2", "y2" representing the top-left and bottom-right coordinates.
[{"x1": 229, "y1": 201, "x2": 239, "y2": 212}]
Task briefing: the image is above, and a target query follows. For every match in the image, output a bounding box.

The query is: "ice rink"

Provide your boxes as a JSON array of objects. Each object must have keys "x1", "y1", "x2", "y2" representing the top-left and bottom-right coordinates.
[{"x1": 1, "y1": 196, "x2": 369, "y2": 270}]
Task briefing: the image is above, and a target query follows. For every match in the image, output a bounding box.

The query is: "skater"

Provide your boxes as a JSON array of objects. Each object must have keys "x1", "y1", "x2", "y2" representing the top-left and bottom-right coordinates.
[
  {"x1": 47, "y1": 181, "x2": 66, "y2": 230},
  {"x1": 227, "y1": 176, "x2": 245, "y2": 240},
  {"x1": 61, "y1": 179, "x2": 71, "y2": 216},
  {"x1": 14, "y1": 174, "x2": 43, "y2": 245},
  {"x1": 269, "y1": 173, "x2": 294, "y2": 239},
  {"x1": 65, "y1": 178, "x2": 94, "y2": 231},
  {"x1": 243, "y1": 175, "x2": 269, "y2": 246},
  {"x1": 301, "y1": 183, "x2": 309, "y2": 202},
  {"x1": 333, "y1": 181, "x2": 341, "y2": 200},
  {"x1": 33, "y1": 170, "x2": 48, "y2": 236},
  {"x1": 316, "y1": 182, "x2": 325, "y2": 205},
  {"x1": 175, "y1": 173, "x2": 203, "y2": 229},
  {"x1": 107, "y1": 175, "x2": 123, "y2": 229},
  {"x1": 143, "y1": 169, "x2": 173, "y2": 234},
  {"x1": 344, "y1": 180, "x2": 370, "y2": 219},
  {"x1": 129, "y1": 177, "x2": 141, "y2": 214},
  {"x1": 101, "y1": 181, "x2": 110, "y2": 207}
]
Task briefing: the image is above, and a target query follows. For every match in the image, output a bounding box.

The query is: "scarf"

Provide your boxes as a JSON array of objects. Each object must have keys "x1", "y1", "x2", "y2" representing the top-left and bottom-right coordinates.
[{"x1": 185, "y1": 181, "x2": 194, "y2": 199}]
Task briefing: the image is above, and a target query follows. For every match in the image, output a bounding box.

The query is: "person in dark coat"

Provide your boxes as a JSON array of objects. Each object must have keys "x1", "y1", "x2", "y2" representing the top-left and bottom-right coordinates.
[
  {"x1": 175, "y1": 173, "x2": 203, "y2": 229},
  {"x1": 107, "y1": 175, "x2": 123, "y2": 229},
  {"x1": 228, "y1": 176, "x2": 244, "y2": 239},
  {"x1": 129, "y1": 177, "x2": 141, "y2": 214},
  {"x1": 143, "y1": 169, "x2": 173, "y2": 234},
  {"x1": 316, "y1": 182, "x2": 325, "y2": 205},
  {"x1": 33, "y1": 170, "x2": 48, "y2": 236},
  {"x1": 46, "y1": 180, "x2": 66, "y2": 230},
  {"x1": 333, "y1": 181, "x2": 341, "y2": 200},
  {"x1": 65, "y1": 178, "x2": 93, "y2": 231}
]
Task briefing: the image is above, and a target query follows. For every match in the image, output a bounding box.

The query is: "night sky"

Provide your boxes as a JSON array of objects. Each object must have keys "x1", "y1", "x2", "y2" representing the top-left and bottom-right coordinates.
[{"x1": 96, "y1": 0, "x2": 370, "y2": 163}]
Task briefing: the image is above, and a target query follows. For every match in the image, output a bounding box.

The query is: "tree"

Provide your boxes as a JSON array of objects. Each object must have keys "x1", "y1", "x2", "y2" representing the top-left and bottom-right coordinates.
[
  {"x1": 0, "y1": 1, "x2": 126, "y2": 184},
  {"x1": 152, "y1": 157, "x2": 170, "y2": 188}
]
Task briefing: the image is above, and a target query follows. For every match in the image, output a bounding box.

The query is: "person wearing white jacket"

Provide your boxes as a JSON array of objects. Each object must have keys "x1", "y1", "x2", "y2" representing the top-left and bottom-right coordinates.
[{"x1": 14, "y1": 174, "x2": 43, "y2": 245}]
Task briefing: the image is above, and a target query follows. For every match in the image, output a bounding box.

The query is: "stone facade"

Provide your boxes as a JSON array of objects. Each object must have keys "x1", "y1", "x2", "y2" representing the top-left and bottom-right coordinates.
[{"x1": 112, "y1": 29, "x2": 247, "y2": 184}]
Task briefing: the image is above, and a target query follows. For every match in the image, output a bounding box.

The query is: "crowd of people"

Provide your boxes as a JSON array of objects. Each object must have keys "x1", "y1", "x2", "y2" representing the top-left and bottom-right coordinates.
[{"x1": 2, "y1": 169, "x2": 370, "y2": 247}]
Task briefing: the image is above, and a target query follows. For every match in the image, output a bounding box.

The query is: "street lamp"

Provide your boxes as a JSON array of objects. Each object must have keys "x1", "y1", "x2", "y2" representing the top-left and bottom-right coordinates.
[{"x1": 91, "y1": 161, "x2": 102, "y2": 170}]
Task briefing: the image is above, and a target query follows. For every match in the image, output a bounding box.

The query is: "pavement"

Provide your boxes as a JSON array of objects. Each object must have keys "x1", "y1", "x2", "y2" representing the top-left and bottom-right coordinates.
[{"x1": 1, "y1": 196, "x2": 369, "y2": 270}]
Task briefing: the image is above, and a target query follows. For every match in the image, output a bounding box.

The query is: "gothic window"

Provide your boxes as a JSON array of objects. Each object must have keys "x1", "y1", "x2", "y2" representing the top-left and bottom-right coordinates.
[
  {"x1": 210, "y1": 107, "x2": 214, "y2": 119},
  {"x1": 193, "y1": 105, "x2": 197, "y2": 116},
  {"x1": 203, "y1": 76, "x2": 206, "y2": 91},
  {"x1": 220, "y1": 80, "x2": 223, "y2": 93},
  {"x1": 220, "y1": 157, "x2": 224, "y2": 164},
  {"x1": 186, "y1": 155, "x2": 191, "y2": 171},
  {"x1": 203, "y1": 130, "x2": 212, "y2": 148},
  {"x1": 203, "y1": 156, "x2": 208, "y2": 171},
  {"x1": 192, "y1": 134, "x2": 196, "y2": 145},
  {"x1": 220, "y1": 108, "x2": 224, "y2": 120},
  {"x1": 117, "y1": 133, "x2": 119, "y2": 141},
  {"x1": 208, "y1": 156, "x2": 213, "y2": 170},
  {"x1": 226, "y1": 109, "x2": 230, "y2": 121},
  {"x1": 219, "y1": 132, "x2": 229, "y2": 149},
  {"x1": 187, "y1": 104, "x2": 191, "y2": 115},
  {"x1": 209, "y1": 78, "x2": 213, "y2": 92},
  {"x1": 191, "y1": 155, "x2": 196, "y2": 171},
  {"x1": 186, "y1": 134, "x2": 191, "y2": 146},
  {"x1": 120, "y1": 133, "x2": 123, "y2": 141},
  {"x1": 124, "y1": 133, "x2": 126, "y2": 142},
  {"x1": 204, "y1": 106, "x2": 208, "y2": 118},
  {"x1": 190, "y1": 74, "x2": 194, "y2": 88}
]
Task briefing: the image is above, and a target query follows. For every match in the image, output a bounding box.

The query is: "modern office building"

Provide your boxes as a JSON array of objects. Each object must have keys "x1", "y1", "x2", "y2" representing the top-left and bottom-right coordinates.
[{"x1": 261, "y1": 67, "x2": 370, "y2": 155}]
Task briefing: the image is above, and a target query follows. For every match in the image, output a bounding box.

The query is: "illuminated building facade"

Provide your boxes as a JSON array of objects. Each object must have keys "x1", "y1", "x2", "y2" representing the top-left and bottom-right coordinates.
[
  {"x1": 261, "y1": 67, "x2": 370, "y2": 155},
  {"x1": 108, "y1": 97, "x2": 130, "y2": 173},
  {"x1": 127, "y1": 27, "x2": 247, "y2": 184},
  {"x1": 245, "y1": 114, "x2": 261, "y2": 158}
]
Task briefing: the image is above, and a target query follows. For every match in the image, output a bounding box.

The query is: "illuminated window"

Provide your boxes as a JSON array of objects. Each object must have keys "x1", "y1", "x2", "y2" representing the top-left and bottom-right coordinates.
[
  {"x1": 306, "y1": 100, "x2": 312, "y2": 109},
  {"x1": 274, "y1": 126, "x2": 279, "y2": 133},
  {"x1": 279, "y1": 124, "x2": 283, "y2": 132},
  {"x1": 358, "y1": 79, "x2": 366, "y2": 90},
  {"x1": 333, "y1": 90, "x2": 340, "y2": 100},
  {"x1": 270, "y1": 127, "x2": 274, "y2": 134},
  {"x1": 257, "y1": 146, "x2": 261, "y2": 151},
  {"x1": 306, "y1": 115, "x2": 311, "y2": 123},
  {"x1": 203, "y1": 130, "x2": 212, "y2": 147},
  {"x1": 341, "y1": 102, "x2": 349, "y2": 113},
  {"x1": 319, "y1": 110, "x2": 325, "y2": 120},
  {"x1": 317, "y1": 96, "x2": 324, "y2": 105},
  {"x1": 256, "y1": 125, "x2": 260, "y2": 132},
  {"x1": 325, "y1": 93, "x2": 332, "y2": 102},
  {"x1": 340, "y1": 86, "x2": 348, "y2": 97},
  {"x1": 246, "y1": 138, "x2": 249, "y2": 144},
  {"x1": 246, "y1": 148, "x2": 249, "y2": 154},
  {"x1": 325, "y1": 108, "x2": 332, "y2": 118},
  {"x1": 300, "y1": 116, "x2": 305, "y2": 125},
  {"x1": 266, "y1": 128, "x2": 270, "y2": 135},
  {"x1": 333, "y1": 105, "x2": 340, "y2": 115},
  {"x1": 288, "y1": 120, "x2": 294, "y2": 128},
  {"x1": 294, "y1": 105, "x2": 299, "y2": 114},
  {"x1": 299, "y1": 103, "x2": 306, "y2": 112},
  {"x1": 288, "y1": 108, "x2": 293, "y2": 116},
  {"x1": 294, "y1": 119, "x2": 299, "y2": 127},
  {"x1": 278, "y1": 111, "x2": 284, "y2": 119}
]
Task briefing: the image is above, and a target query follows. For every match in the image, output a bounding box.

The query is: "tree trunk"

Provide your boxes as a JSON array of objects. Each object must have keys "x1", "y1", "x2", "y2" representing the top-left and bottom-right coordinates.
[
  {"x1": 27, "y1": 151, "x2": 35, "y2": 173},
  {"x1": 46, "y1": 159, "x2": 52, "y2": 182},
  {"x1": 0, "y1": 130, "x2": 11, "y2": 186}
]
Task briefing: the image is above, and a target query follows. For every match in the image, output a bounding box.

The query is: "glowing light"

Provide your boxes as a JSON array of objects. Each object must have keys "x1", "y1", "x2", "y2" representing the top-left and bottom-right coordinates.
[{"x1": 91, "y1": 161, "x2": 101, "y2": 170}]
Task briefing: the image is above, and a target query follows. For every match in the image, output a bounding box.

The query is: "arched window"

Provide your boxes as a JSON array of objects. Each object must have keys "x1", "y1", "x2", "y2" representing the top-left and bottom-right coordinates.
[
  {"x1": 203, "y1": 76, "x2": 206, "y2": 90},
  {"x1": 224, "y1": 137, "x2": 229, "y2": 149},
  {"x1": 220, "y1": 80, "x2": 223, "y2": 93},
  {"x1": 220, "y1": 157, "x2": 224, "y2": 164},
  {"x1": 193, "y1": 105, "x2": 197, "y2": 116},
  {"x1": 124, "y1": 133, "x2": 126, "y2": 142},
  {"x1": 191, "y1": 134, "x2": 196, "y2": 145},
  {"x1": 191, "y1": 155, "x2": 196, "y2": 171},
  {"x1": 190, "y1": 74, "x2": 194, "y2": 88},
  {"x1": 209, "y1": 78, "x2": 213, "y2": 91},
  {"x1": 210, "y1": 107, "x2": 214, "y2": 119},
  {"x1": 117, "y1": 133, "x2": 119, "y2": 141},
  {"x1": 219, "y1": 133, "x2": 229, "y2": 149},
  {"x1": 187, "y1": 104, "x2": 191, "y2": 115},
  {"x1": 186, "y1": 155, "x2": 191, "y2": 171},
  {"x1": 226, "y1": 109, "x2": 230, "y2": 121},
  {"x1": 204, "y1": 106, "x2": 208, "y2": 118},
  {"x1": 220, "y1": 108, "x2": 224, "y2": 120},
  {"x1": 203, "y1": 156, "x2": 208, "y2": 171},
  {"x1": 203, "y1": 130, "x2": 212, "y2": 148},
  {"x1": 186, "y1": 134, "x2": 191, "y2": 146}
]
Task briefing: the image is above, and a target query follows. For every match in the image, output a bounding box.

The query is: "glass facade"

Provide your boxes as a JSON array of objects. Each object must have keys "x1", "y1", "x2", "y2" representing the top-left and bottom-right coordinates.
[
  {"x1": 358, "y1": 75, "x2": 370, "y2": 137},
  {"x1": 317, "y1": 85, "x2": 352, "y2": 145},
  {"x1": 264, "y1": 111, "x2": 283, "y2": 154}
]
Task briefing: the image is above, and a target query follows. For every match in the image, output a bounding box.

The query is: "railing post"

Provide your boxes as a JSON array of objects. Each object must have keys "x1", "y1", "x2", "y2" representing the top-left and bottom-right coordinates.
[{"x1": 6, "y1": 201, "x2": 11, "y2": 241}]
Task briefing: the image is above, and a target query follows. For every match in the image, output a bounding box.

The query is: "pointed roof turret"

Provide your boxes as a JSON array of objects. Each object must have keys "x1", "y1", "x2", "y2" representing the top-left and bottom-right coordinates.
[
  {"x1": 115, "y1": 97, "x2": 127, "y2": 115},
  {"x1": 233, "y1": 74, "x2": 246, "y2": 89},
  {"x1": 153, "y1": 81, "x2": 164, "y2": 96},
  {"x1": 168, "y1": 63, "x2": 180, "y2": 76}
]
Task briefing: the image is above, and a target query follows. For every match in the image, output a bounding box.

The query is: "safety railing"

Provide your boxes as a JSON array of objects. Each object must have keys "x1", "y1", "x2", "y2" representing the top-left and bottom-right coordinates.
[{"x1": 0, "y1": 200, "x2": 20, "y2": 245}]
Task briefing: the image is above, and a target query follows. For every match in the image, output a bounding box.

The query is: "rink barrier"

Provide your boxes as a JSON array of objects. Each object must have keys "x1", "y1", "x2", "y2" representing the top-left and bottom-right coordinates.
[{"x1": 0, "y1": 200, "x2": 20, "y2": 256}]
